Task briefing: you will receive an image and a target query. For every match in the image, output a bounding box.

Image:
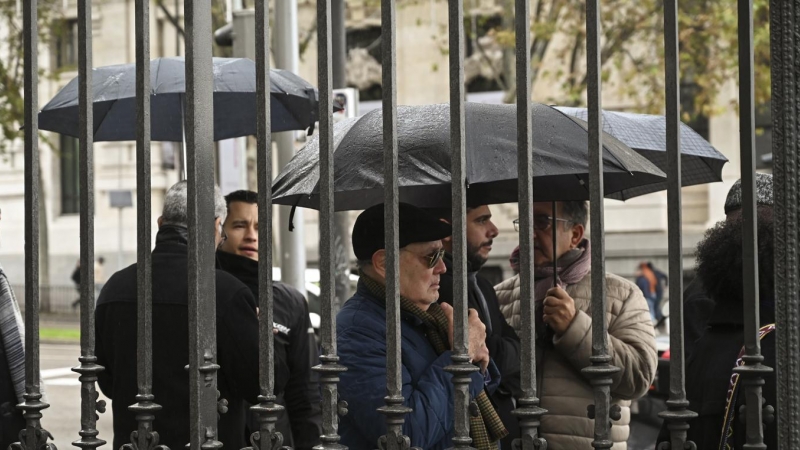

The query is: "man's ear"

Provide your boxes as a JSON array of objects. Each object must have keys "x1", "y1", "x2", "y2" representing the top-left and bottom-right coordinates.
[
  {"x1": 570, "y1": 223, "x2": 585, "y2": 248},
  {"x1": 157, "y1": 216, "x2": 163, "y2": 228},
  {"x1": 371, "y1": 250, "x2": 387, "y2": 278}
]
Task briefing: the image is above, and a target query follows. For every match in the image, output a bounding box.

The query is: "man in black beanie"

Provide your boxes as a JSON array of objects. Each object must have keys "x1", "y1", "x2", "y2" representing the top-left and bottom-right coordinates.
[{"x1": 337, "y1": 202, "x2": 507, "y2": 450}]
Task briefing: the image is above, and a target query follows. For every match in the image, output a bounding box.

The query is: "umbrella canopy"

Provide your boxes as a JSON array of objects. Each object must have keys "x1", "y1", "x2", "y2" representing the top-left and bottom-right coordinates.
[
  {"x1": 272, "y1": 102, "x2": 666, "y2": 211},
  {"x1": 39, "y1": 57, "x2": 322, "y2": 141},
  {"x1": 554, "y1": 106, "x2": 728, "y2": 199}
]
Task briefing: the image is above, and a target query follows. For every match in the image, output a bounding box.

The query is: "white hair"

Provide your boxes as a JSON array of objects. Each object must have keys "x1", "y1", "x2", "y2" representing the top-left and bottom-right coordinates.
[{"x1": 161, "y1": 180, "x2": 227, "y2": 227}]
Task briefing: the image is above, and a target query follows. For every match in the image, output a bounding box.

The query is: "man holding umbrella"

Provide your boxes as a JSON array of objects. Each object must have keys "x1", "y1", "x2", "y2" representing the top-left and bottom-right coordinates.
[
  {"x1": 495, "y1": 201, "x2": 657, "y2": 449},
  {"x1": 427, "y1": 204, "x2": 522, "y2": 449}
]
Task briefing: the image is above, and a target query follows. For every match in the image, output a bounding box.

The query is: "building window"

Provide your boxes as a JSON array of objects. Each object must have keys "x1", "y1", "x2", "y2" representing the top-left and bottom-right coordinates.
[
  {"x1": 54, "y1": 19, "x2": 79, "y2": 69},
  {"x1": 60, "y1": 135, "x2": 80, "y2": 214}
]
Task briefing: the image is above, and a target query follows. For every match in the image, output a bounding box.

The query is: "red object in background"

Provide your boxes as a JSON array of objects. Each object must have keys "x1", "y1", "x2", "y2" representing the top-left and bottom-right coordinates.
[{"x1": 661, "y1": 349, "x2": 671, "y2": 360}]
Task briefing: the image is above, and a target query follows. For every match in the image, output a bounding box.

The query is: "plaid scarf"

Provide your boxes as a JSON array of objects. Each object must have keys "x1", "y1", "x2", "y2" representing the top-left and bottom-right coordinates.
[{"x1": 361, "y1": 274, "x2": 508, "y2": 449}]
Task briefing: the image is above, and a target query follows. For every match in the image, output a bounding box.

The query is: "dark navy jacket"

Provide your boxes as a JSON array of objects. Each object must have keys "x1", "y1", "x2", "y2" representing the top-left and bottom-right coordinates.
[{"x1": 337, "y1": 280, "x2": 497, "y2": 450}]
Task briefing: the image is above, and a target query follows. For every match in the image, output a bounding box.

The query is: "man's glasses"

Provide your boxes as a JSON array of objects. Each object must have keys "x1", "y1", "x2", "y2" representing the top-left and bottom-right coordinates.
[
  {"x1": 513, "y1": 215, "x2": 572, "y2": 232},
  {"x1": 403, "y1": 248, "x2": 446, "y2": 268}
]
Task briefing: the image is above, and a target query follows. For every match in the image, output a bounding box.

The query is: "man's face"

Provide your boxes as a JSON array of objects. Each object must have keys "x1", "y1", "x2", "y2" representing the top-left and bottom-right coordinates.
[
  {"x1": 465, "y1": 205, "x2": 499, "y2": 269},
  {"x1": 397, "y1": 241, "x2": 447, "y2": 308},
  {"x1": 220, "y1": 201, "x2": 259, "y2": 260},
  {"x1": 532, "y1": 202, "x2": 581, "y2": 267}
]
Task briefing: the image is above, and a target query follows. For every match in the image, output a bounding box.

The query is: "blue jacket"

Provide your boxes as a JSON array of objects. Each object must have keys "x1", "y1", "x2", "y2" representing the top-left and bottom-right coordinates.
[{"x1": 337, "y1": 280, "x2": 497, "y2": 450}]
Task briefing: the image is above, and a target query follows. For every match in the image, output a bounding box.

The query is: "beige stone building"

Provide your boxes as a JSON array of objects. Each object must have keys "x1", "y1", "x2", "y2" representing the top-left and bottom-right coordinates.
[{"x1": 0, "y1": 0, "x2": 767, "y2": 308}]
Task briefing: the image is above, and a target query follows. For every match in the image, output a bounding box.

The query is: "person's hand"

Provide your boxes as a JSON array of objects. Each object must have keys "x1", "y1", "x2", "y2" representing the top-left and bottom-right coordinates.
[
  {"x1": 542, "y1": 286, "x2": 577, "y2": 336},
  {"x1": 440, "y1": 302, "x2": 455, "y2": 349},
  {"x1": 441, "y1": 304, "x2": 489, "y2": 370},
  {"x1": 467, "y1": 309, "x2": 489, "y2": 372}
]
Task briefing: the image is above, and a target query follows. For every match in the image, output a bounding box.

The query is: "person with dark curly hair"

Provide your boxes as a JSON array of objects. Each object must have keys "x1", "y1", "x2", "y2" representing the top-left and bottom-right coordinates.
[
  {"x1": 656, "y1": 207, "x2": 776, "y2": 449},
  {"x1": 682, "y1": 172, "x2": 773, "y2": 361}
]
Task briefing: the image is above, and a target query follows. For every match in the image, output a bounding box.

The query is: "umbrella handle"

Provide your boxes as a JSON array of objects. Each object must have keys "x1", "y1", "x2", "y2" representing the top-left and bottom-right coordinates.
[
  {"x1": 288, "y1": 204, "x2": 298, "y2": 232},
  {"x1": 552, "y1": 200, "x2": 558, "y2": 288}
]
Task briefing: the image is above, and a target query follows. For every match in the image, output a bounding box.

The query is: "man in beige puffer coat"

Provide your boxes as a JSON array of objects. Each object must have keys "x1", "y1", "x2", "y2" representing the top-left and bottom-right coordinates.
[{"x1": 495, "y1": 201, "x2": 657, "y2": 449}]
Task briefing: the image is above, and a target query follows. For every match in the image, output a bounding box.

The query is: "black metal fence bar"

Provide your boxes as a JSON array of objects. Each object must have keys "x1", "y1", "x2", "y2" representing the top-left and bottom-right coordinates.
[
  {"x1": 445, "y1": 0, "x2": 478, "y2": 448},
  {"x1": 17, "y1": 0, "x2": 53, "y2": 447},
  {"x1": 127, "y1": 0, "x2": 163, "y2": 444},
  {"x1": 250, "y1": 0, "x2": 286, "y2": 447},
  {"x1": 313, "y1": 0, "x2": 347, "y2": 445},
  {"x1": 376, "y1": 0, "x2": 412, "y2": 445},
  {"x1": 771, "y1": 1, "x2": 800, "y2": 447},
  {"x1": 657, "y1": 0, "x2": 697, "y2": 448},
  {"x1": 735, "y1": 0, "x2": 773, "y2": 446},
  {"x1": 184, "y1": 0, "x2": 220, "y2": 446},
  {"x1": 511, "y1": 0, "x2": 547, "y2": 446},
  {"x1": 73, "y1": 0, "x2": 106, "y2": 447},
  {"x1": 580, "y1": 0, "x2": 620, "y2": 447}
]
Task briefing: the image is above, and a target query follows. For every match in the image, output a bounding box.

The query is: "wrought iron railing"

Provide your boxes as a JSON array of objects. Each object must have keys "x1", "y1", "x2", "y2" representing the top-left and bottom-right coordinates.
[{"x1": 17, "y1": 0, "x2": 799, "y2": 448}]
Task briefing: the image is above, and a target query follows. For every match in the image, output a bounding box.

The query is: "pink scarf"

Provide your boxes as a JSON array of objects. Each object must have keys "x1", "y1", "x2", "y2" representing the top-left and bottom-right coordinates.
[
  {"x1": 531, "y1": 239, "x2": 591, "y2": 342},
  {"x1": 533, "y1": 238, "x2": 592, "y2": 301}
]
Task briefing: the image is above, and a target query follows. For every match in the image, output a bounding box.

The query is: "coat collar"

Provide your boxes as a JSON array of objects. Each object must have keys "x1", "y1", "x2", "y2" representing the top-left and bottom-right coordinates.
[
  {"x1": 355, "y1": 278, "x2": 425, "y2": 327},
  {"x1": 153, "y1": 225, "x2": 189, "y2": 254}
]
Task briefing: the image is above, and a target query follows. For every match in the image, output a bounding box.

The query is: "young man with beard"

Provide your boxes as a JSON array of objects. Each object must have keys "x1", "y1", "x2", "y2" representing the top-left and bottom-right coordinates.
[
  {"x1": 656, "y1": 206, "x2": 776, "y2": 449},
  {"x1": 337, "y1": 203, "x2": 507, "y2": 449},
  {"x1": 429, "y1": 205, "x2": 522, "y2": 449},
  {"x1": 215, "y1": 190, "x2": 322, "y2": 450},
  {"x1": 494, "y1": 201, "x2": 656, "y2": 449}
]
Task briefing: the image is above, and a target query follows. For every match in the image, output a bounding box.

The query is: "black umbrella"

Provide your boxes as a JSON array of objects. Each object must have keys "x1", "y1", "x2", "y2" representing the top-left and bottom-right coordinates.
[
  {"x1": 271, "y1": 102, "x2": 666, "y2": 212},
  {"x1": 554, "y1": 106, "x2": 728, "y2": 199},
  {"x1": 38, "y1": 57, "x2": 324, "y2": 141}
]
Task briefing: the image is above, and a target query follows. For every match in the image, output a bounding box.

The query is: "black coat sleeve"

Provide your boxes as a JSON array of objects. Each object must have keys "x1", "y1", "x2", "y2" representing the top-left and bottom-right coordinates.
[
  {"x1": 682, "y1": 278, "x2": 715, "y2": 361},
  {"x1": 478, "y1": 277, "x2": 522, "y2": 397},
  {"x1": 438, "y1": 271, "x2": 522, "y2": 397},
  {"x1": 278, "y1": 286, "x2": 322, "y2": 450},
  {"x1": 217, "y1": 286, "x2": 269, "y2": 405},
  {"x1": 95, "y1": 302, "x2": 114, "y2": 398}
]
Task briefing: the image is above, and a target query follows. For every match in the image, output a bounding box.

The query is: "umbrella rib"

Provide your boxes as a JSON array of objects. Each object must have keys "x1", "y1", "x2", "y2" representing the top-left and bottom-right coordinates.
[
  {"x1": 550, "y1": 106, "x2": 632, "y2": 172},
  {"x1": 153, "y1": 58, "x2": 163, "y2": 94}
]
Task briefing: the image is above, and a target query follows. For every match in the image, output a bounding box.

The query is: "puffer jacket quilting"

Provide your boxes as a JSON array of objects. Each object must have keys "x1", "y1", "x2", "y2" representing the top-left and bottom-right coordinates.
[{"x1": 494, "y1": 272, "x2": 657, "y2": 450}]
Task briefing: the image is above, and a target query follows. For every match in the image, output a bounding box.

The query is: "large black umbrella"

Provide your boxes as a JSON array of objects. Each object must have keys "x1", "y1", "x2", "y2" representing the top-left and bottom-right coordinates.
[
  {"x1": 271, "y1": 102, "x2": 666, "y2": 211},
  {"x1": 554, "y1": 106, "x2": 728, "y2": 199},
  {"x1": 38, "y1": 57, "x2": 323, "y2": 141}
]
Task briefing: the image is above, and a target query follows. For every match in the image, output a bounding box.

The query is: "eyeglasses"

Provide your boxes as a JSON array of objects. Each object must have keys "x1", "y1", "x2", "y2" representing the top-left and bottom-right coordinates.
[
  {"x1": 513, "y1": 215, "x2": 572, "y2": 232},
  {"x1": 403, "y1": 247, "x2": 446, "y2": 269}
]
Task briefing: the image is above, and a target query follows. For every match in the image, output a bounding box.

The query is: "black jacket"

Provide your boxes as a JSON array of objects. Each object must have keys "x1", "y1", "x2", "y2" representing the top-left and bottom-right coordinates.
[
  {"x1": 95, "y1": 226, "x2": 277, "y2": 450},
  {"x1": 215, "y1": 250, "x2": 322, "y2": 449},
  {"x1": 657, "y1": 302, "x2": 776, "y2": 449},
  {"x1": 682, "y1": 277, "x2": 716, "y2": 361},
  {"x1": 437, "y1": 253, "x2": 521, "y2": 449}
]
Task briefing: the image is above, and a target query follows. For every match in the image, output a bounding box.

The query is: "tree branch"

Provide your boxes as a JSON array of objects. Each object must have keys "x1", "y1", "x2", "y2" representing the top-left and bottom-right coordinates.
[
  {"x1": 157, "y1": 0, "x2": 185, "y2": 37},
  {"x1": 474, "y1": 37, "x2": 507, "y2": 91}
]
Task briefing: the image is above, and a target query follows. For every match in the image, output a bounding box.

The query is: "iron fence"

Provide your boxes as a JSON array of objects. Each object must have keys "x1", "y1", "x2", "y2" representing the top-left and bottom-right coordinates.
[{"x1": 16, "y1": 0, "x2": 800, "y2": 449}]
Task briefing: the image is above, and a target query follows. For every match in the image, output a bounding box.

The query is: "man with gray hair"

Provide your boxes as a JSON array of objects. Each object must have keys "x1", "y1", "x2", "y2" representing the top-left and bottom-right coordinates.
[{"x1": 96, "y1": 181, "x2": 281, "y2": 449}]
